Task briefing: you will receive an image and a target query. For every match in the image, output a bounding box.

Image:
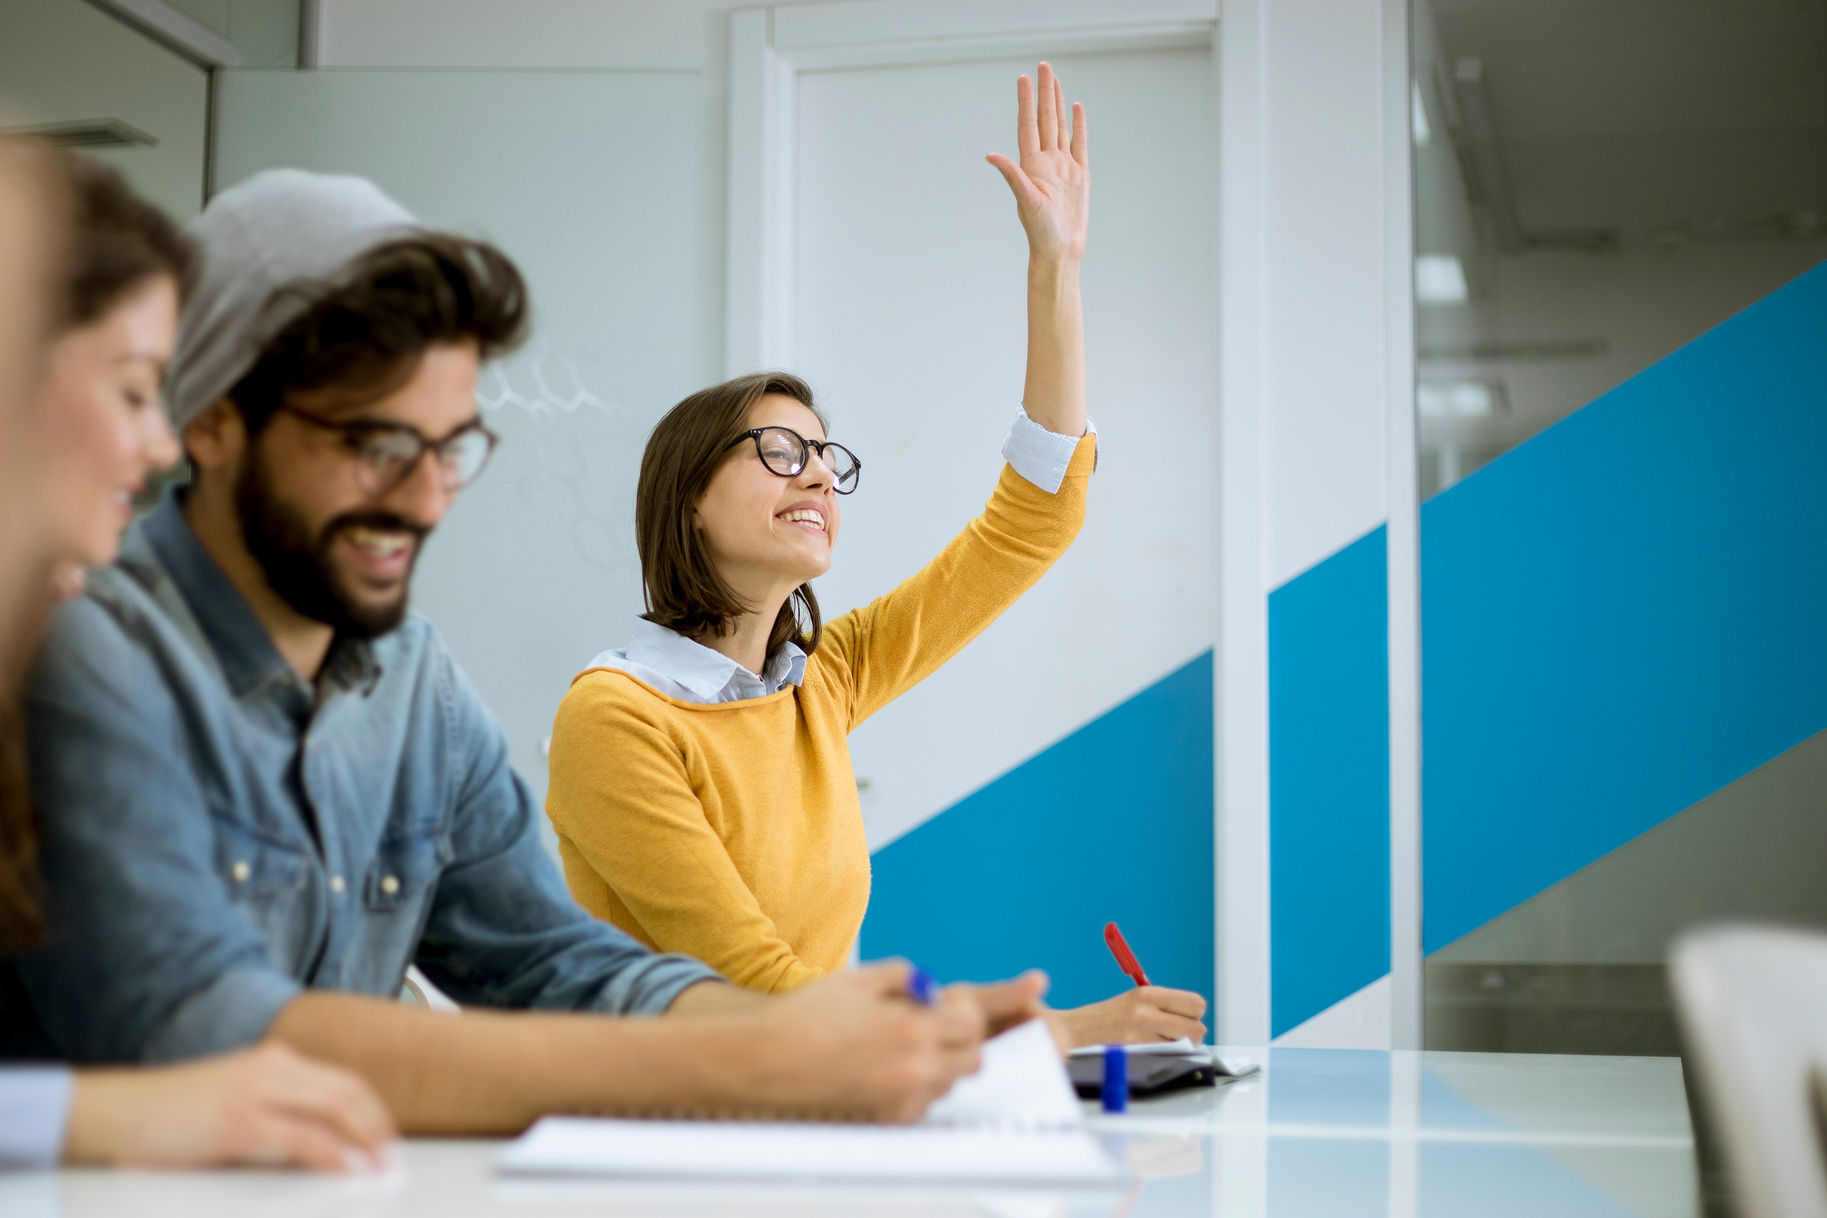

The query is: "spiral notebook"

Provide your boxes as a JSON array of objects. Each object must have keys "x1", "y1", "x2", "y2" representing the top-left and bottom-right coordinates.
[{"x1": 496, "y1": 1019, "x2": 1120, "y2": 1186}]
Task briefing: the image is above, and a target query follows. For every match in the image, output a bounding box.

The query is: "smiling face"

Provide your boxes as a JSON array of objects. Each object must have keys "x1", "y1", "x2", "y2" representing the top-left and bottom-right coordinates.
[
  {"x1": 230, "y1": 341, "x2": 481, "y2": 638},
  {"x1": 34, "y1": 275, "x2": 182, "y2": 568},
  {"x1": 693, "y1": 394, "x2": 844, "y2": 602}
]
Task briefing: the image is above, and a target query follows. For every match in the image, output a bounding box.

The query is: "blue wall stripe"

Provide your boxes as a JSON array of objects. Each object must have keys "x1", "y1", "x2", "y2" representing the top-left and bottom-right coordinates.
[
  {"x1": 1422, "y1": 261, "x2": 1827, "y2": 955},
  {"x1": 862, "y1": 653, "x2": 1215, "y2": 1011},
  {"x1": 1269, "y1": 526, "x2": 1391, "y2": 1037}
]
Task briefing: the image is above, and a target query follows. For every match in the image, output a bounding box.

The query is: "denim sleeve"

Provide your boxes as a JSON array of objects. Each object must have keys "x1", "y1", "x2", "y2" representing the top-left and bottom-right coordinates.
[
  {"x1": 0, "y1": 1067, "x2": 70, "y2": 1167},
  {"x1": 411, "y1": 648, "x2": 723, "y2": 1014},
  {"x1": 18, "y1": 600, "x2": 300, "y2": 1063}
]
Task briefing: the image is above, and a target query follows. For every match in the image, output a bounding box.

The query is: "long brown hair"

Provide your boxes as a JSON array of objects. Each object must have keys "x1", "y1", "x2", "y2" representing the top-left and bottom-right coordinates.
[
  {"x1": 635, "y1": 372, "x2": 827, "y2": 662},
  {"x1": 0, "y1": 148, "x2": 195, "y2": 952}
]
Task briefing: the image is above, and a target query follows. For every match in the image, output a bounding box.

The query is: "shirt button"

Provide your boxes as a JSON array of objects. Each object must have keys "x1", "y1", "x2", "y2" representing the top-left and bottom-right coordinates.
[
  {"x1": 380, "y1": 875, "x2": 401, "y2": 896},
  {"x1": 231, "y1": 860, "x2": 251, "y2": 884},
  {"x1": 329, "y1": 875, "x2": 345, "y2": 895}
]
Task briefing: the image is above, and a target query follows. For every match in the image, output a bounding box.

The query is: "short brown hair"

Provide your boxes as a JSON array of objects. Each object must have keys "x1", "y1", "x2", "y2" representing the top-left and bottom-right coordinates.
[
  {"x1": 636, "y1": 372, "x2": 827, "y2": 660},
  {"x1": 56, "y1": 150, "x2": 195, "y2": 330},
  {"x1": 229, "y1": 232, "x2": 529, "y2": 433}
]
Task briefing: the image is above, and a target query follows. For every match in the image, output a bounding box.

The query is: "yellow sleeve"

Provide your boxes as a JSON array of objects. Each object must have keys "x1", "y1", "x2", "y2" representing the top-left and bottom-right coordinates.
[
  {"x1": 817, "y1": 433, "x2": 1095, "y2": 730},
  {"x1": 545, "y1": 674, "x2": 825, "y2": 994}
]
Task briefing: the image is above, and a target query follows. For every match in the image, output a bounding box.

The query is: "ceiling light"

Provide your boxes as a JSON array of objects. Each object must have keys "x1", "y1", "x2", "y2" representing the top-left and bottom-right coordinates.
[
  {"x1": 1415, "y1": 254, "x2": 1468, "y2": 305},
  {"x1": 1411, "y1": 81, "x2": 1431, "y2": 146},
  {"x1": 1417, "y1": 380, "x2": 1500, "y2": 419}
]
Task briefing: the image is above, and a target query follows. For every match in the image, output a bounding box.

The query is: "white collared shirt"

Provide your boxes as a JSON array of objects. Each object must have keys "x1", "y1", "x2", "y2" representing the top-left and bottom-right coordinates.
[
  {"x1": 587, "y1": 407, "x2": 1091, "y2": 704},
  {"x1": 587, "y1": 618, "x2": 807, "y2": 704}
]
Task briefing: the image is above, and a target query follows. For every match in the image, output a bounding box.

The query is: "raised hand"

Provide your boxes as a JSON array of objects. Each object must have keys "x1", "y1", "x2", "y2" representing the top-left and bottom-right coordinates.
[{"x1": 986, "y1": 62, "x2": 1090, "y2": 267}]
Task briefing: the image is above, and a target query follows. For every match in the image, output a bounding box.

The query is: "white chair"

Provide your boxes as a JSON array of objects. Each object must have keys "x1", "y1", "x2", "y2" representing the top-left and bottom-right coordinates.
[{"x1": 1671, "y1": 925, "x2": 1827, "y2": 1218}]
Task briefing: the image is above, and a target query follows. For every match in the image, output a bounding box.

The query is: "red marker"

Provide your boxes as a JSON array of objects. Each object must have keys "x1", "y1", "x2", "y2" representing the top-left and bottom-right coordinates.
[{"x1": 1104, "y1": 921, "x2": 1151, "y2": 987}]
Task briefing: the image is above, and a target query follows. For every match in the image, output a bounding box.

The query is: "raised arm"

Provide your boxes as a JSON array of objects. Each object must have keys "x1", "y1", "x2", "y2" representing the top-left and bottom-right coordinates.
[
  {"x1": 818, "y1": 65, "x2": 1096, "y2": 726},
  {"x1": 986, "y1": 62, "x2": 1089, "y2": 439}
]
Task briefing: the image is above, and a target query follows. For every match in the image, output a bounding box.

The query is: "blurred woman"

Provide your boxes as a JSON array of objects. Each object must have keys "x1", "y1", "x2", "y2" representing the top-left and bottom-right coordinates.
[{"x1": 0, "y1": 144, "x2": 396, "y2": 1170}]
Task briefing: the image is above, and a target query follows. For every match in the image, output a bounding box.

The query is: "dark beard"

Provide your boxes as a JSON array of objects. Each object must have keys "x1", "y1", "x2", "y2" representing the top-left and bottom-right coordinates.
[{"x1": 233, "y1": 449, "x2": 427, "y2": 641}]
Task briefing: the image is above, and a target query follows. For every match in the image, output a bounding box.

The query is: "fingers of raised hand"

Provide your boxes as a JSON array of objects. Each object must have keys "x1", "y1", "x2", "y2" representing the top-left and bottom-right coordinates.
[
  {"x1": 1036, "y1": 63, "x2": 1058, "y2": 150},
  {"x1": 985, "y1": 153, "x2": 1037, "y2": 207},
  {"x1": 1016, "y1": 73, "x2": 1040, "y2": 160},
  {"x1": 1070, "y1": 101, "x2": 1089, "y2": 167}
]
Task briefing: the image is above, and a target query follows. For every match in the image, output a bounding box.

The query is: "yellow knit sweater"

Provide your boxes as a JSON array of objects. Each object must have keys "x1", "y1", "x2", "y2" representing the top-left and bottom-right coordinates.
[{"x1": 545, "y1": 435, "x2": 1095, "y2": 993}]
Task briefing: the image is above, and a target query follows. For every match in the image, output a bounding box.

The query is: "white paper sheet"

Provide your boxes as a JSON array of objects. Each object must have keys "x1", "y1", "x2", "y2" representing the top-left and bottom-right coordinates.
[
  {"x1": 923, "y1": 1018, "x2": 1082, "y2": 1130},
  {"x1": 496, "y1": 1020, "x2": 1118, "y2": 1186},
  {"x1": 496, "y1": 1120, "x2": 1119, "y2": 1186},
  {"x1": 1066, "y1": 1037, "x2": 1202, "y2": 1058}
]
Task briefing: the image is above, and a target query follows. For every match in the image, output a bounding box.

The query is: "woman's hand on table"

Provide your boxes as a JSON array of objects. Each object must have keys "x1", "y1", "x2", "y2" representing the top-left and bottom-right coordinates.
[
  {"x1": 64, "y1": 1042, "x2": 397, "y2": 1171},
  {"x1": 1055, "y1": 986, "x2": 1209, "y2": 1049}
]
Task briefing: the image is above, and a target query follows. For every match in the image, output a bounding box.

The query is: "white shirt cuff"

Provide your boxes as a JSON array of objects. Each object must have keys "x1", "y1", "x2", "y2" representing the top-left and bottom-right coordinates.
[
  {"x1": 1001, "y1": 407, "x2": 1096, "y2": 494},
  {"x1": 0, "y1": 1066, "x2": 73, "y2": 1167}
]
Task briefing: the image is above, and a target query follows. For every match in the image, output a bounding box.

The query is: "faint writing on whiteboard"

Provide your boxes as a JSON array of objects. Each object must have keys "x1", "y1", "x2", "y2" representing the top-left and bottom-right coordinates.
[{"x1": 475, "y1": 341, "x2": 615, "y2": 417}]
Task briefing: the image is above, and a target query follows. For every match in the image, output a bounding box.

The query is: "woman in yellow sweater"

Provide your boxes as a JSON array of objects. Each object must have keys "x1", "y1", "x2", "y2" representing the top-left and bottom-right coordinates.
[{"x1": 548, "y1": 64, "x2": 1205, "y2": 1047}]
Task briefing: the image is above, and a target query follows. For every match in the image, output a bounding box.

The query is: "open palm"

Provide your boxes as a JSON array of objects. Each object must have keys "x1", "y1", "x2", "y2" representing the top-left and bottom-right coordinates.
[{"x1": 987, "y1": 62, "x2": 1090, "y2": 264}]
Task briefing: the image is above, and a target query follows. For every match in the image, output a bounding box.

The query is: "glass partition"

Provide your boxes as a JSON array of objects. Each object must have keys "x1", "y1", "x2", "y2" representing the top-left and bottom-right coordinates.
[{"x1": 1415, "y1": 0, "x2": 1827, "y2": 1053}]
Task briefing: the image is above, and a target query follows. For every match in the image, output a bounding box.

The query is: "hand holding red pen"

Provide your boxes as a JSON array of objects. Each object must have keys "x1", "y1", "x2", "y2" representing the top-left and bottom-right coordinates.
[
  {"x1": 1044, "y1": 922, "x2": 1209, "y2": 1050},
  {"x1": 1104, "y1": 922, "x2": 1151, "y2": 987}
]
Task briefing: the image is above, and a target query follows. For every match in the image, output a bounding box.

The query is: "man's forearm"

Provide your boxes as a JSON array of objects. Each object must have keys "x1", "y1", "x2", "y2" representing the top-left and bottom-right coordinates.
[
  {"x1": 1021, "y1": 259, "x2": 1086, "y2": 438},
  {"x1": 267, "y1": 992, "x2": 757, "y2": 1134},
  {"x1": 665, "y1": 978, "x2": 770, "y2": 1015}
]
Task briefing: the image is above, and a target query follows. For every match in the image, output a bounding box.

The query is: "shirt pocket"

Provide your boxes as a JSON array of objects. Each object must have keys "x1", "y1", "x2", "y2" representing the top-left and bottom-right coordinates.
[
  {"x1": 211, "y1": 815, "x2": 311, "y2": 962},
  {"x1": 363, "y1": 829, "x2": 451, "y2": 913}
]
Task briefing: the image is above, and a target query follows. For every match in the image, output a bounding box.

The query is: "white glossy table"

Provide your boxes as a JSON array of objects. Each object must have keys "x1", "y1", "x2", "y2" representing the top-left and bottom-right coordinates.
[{"x1": 5, "y1": 1047, "x2": 1699, "y2": 1217}]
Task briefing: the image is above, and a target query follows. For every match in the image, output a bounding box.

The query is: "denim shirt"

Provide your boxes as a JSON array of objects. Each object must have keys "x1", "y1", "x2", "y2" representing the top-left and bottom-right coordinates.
[{"x1": 4, "y1": 489, "x2": 720, "y2": 1064}]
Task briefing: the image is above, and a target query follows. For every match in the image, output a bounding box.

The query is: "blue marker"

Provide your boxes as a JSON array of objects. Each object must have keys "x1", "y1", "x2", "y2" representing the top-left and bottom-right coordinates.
[
  {"x1": 906, "y1": 966, "x2": 938, "y2": 1006},
  {"x1": 1102, "y1": 1045, "x2": 1128, "y2": 1113}
]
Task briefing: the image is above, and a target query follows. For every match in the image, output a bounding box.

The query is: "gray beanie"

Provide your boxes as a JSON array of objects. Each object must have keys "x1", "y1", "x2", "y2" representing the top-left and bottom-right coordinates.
[{"x1": 166, "y1": 168, "x2": 418, "y2": 433}]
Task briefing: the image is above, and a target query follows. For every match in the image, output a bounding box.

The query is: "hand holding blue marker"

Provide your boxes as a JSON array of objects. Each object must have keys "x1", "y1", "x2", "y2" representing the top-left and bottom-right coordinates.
[{"x1": 906, "y1": 965, "x2": 938, "y2": 1006}]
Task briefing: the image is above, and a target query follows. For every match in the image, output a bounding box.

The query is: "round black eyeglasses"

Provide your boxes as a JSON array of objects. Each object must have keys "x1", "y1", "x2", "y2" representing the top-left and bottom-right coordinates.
[{"x1": 724, "y1": 426, "x2": 862, "y2": 494}]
